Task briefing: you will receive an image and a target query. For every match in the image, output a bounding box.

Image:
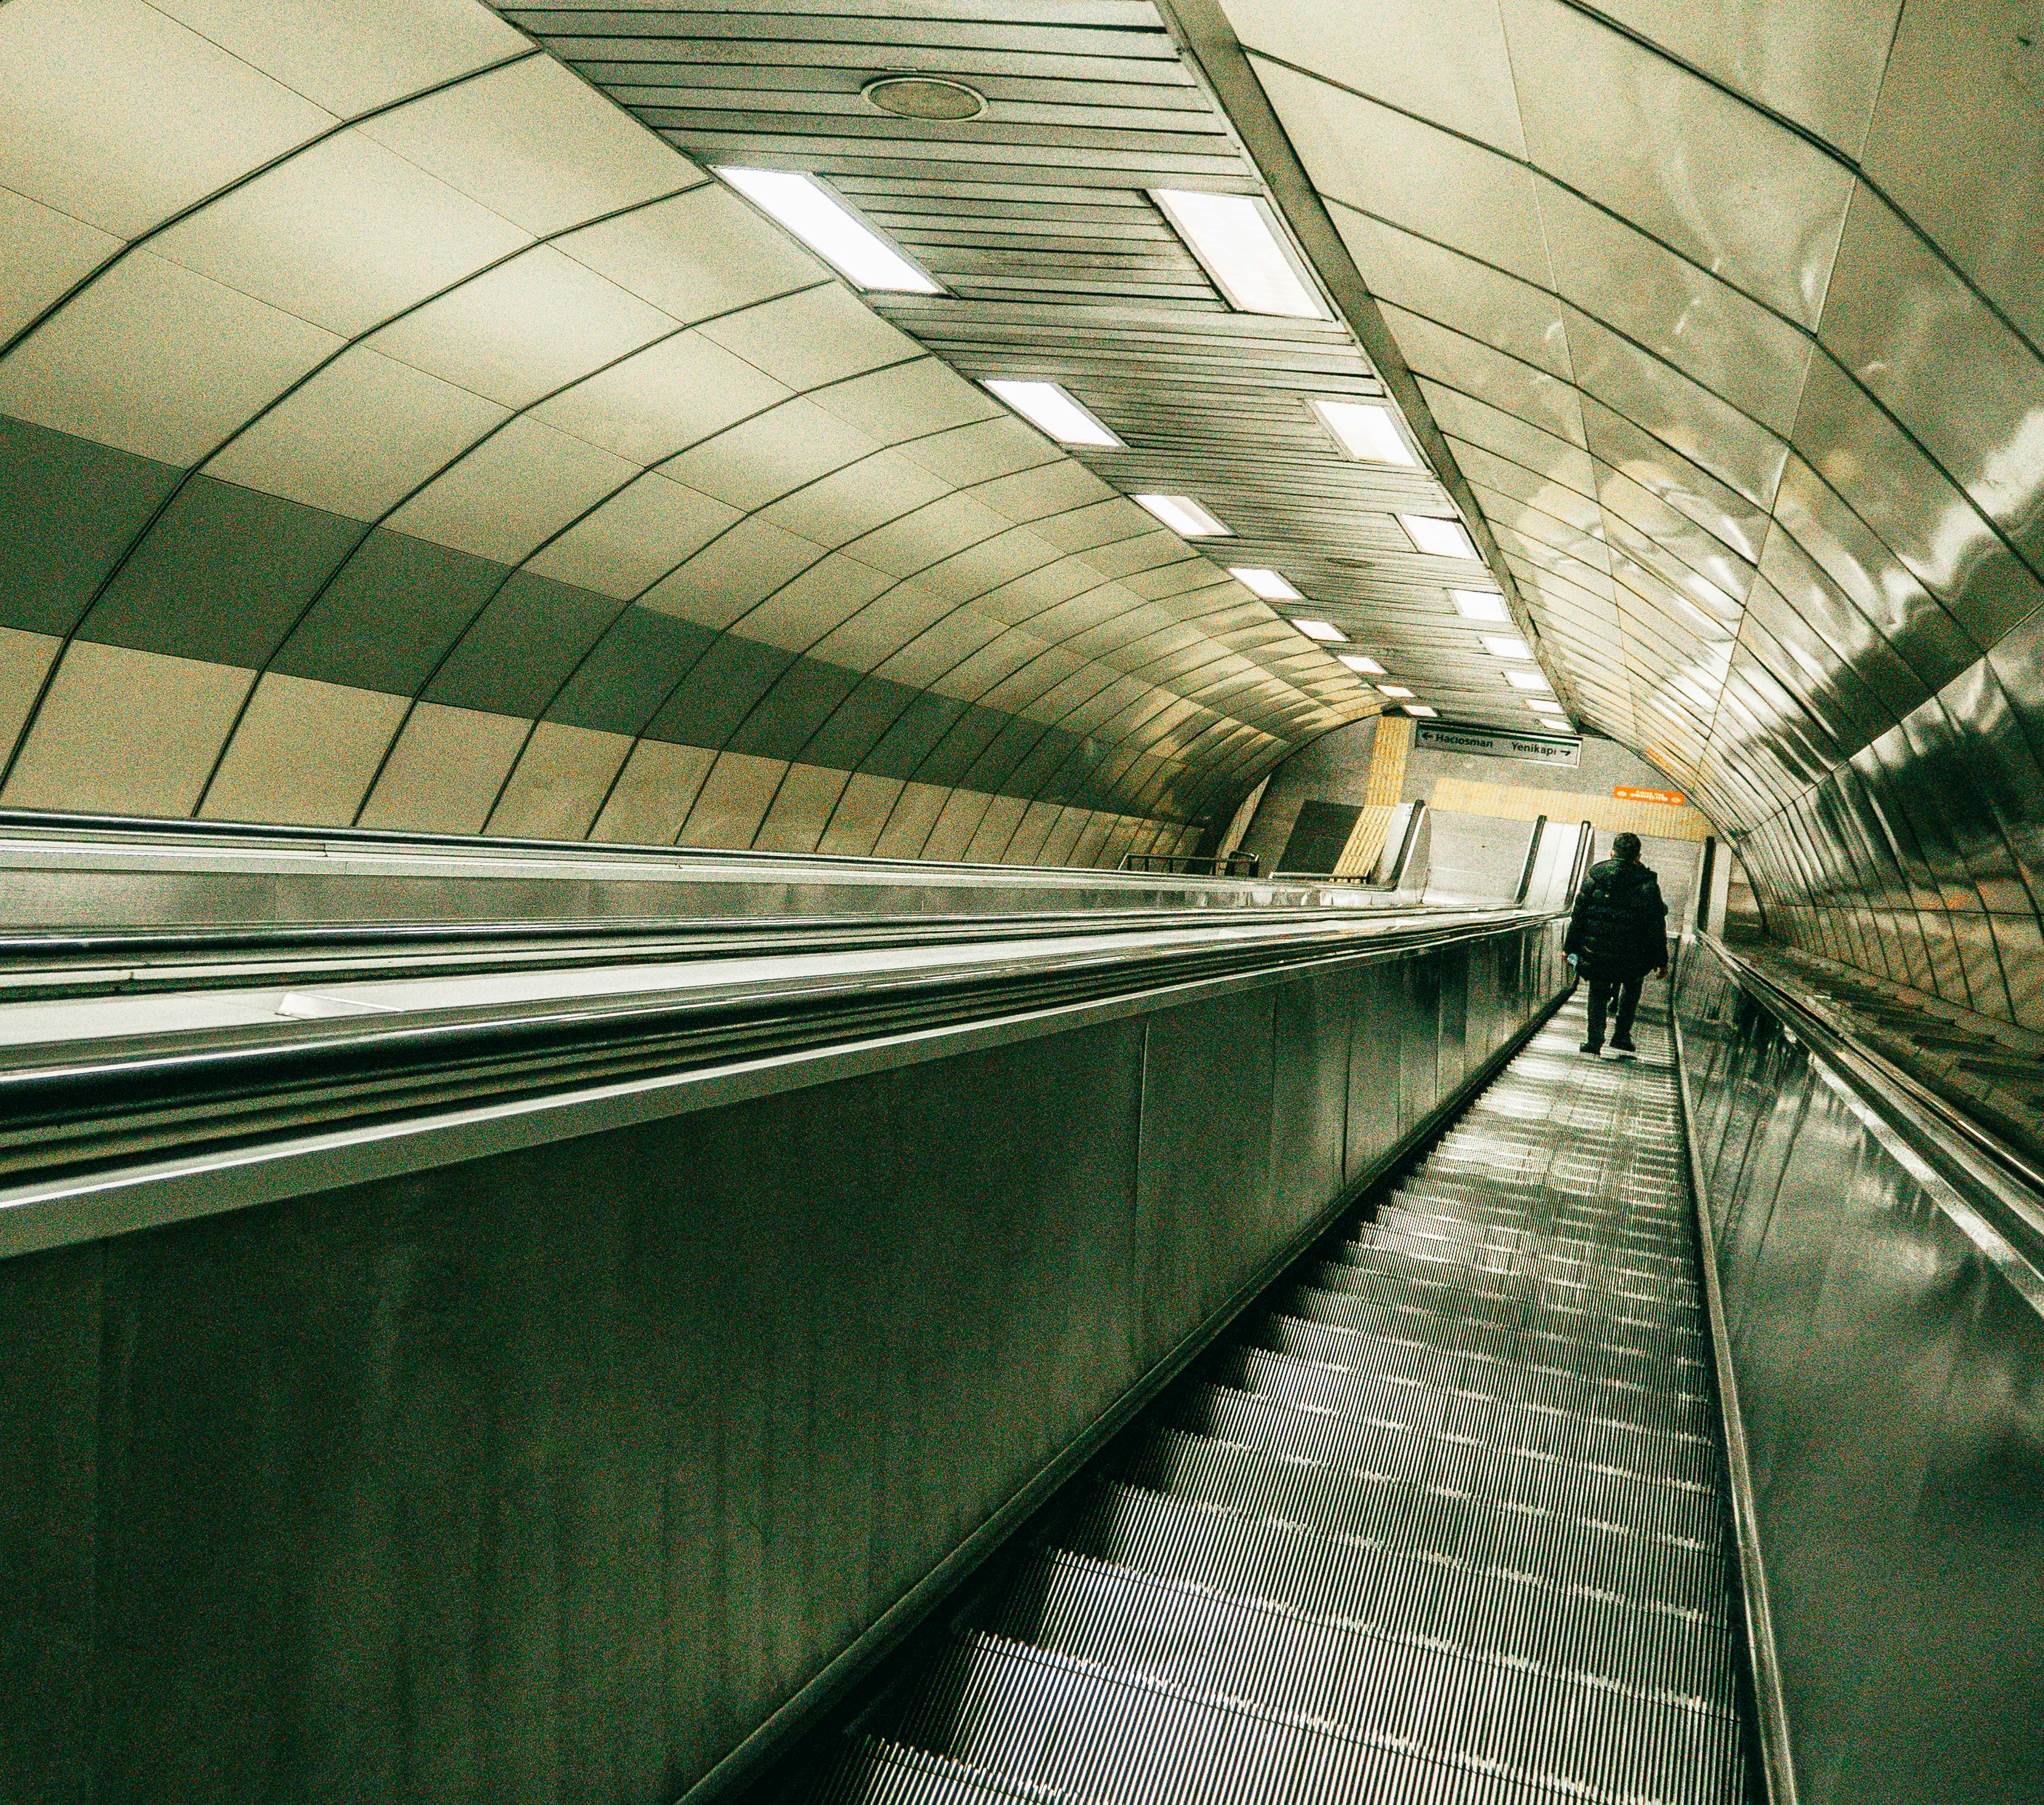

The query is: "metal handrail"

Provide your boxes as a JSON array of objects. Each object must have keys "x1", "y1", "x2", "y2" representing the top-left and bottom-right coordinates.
[
  {"x1": 1118, "y1": 851, "x2": 1260, "y2": 877},
  {"x1": 1512, "y1": 815, "x2": 1548, "y2": 906},
  {"x1": 1689, "y1": 931, "x2": 2044, "y2": 1292},
  {"x1": 0, "y1": 907, "x2": 1562, "y2": 1232}
]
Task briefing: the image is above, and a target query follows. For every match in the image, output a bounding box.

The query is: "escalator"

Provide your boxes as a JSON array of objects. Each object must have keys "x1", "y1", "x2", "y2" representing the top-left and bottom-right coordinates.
[{"x1": 798, "y1": 992, "x2": 1752, "y2": 1804}]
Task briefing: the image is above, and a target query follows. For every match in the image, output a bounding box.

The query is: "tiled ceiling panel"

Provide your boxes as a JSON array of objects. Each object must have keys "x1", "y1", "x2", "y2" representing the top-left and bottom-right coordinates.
[{"x1": 500, "y1": 0, "x2": 1560, "y2": 734}]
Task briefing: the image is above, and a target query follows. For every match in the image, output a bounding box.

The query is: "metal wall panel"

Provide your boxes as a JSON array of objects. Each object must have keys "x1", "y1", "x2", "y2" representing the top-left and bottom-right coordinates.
[
  {"x1": 1677, "y1": 939, "x2": 2044, "y2": 1805},
  {"x1": 0, "y1": 916, "x2": 1565, "y2": 1805},
  {"x1": 1200, "y1": 0, "x2": 2044, "y2": 1026}
]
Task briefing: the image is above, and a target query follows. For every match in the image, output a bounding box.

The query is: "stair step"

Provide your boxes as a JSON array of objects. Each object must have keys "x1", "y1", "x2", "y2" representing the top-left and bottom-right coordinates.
[
  {"x1": 1212, "y1": 1346, "x2": 1720, "y2": 1490},
  {"x1": 1254, "y1": 1310, "x2": 1712, "y2": 1439},
  {"x1": 965, "y1": 1550, "x2": 1743, "y2": 1805},
  {"x1": 1064, "y1": 1481, "x2": 1738, "y2": 1710},
  {"x1": 1117, "y1": 1425, "x2": 1727, "y2": 1615},
  {"x1": 1178, "y1": 1383, "x2": 1724, "y2": 1550}
]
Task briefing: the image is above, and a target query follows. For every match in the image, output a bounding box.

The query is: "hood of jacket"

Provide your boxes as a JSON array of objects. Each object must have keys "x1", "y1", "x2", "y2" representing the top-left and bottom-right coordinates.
[{"x1": 1588, "y1": 856, "x2": 1653, "y2": 893}]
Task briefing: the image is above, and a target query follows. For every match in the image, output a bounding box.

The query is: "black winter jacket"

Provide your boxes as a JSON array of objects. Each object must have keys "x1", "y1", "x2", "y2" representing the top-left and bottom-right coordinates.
[{"x1": 1564, "y1": 856, "x2": 1669, "y2": 980}]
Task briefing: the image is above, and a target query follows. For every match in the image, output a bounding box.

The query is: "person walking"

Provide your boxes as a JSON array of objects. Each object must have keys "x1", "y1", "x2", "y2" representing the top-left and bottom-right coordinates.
[{"x1": 1564, "y1": 831, "x2": 1670, "y2": 1055}]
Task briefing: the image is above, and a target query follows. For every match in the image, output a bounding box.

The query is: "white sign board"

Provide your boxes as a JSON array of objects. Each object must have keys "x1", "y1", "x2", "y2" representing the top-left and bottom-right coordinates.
[{"x1": 1415, "y1": 722, "x2": 1582, "y2": 767}]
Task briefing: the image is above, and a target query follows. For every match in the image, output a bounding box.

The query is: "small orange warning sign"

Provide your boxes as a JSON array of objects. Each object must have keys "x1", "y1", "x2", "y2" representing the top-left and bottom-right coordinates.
[{"x1": 1615, "y1": 785, "x2": 1686, "y2": 806}]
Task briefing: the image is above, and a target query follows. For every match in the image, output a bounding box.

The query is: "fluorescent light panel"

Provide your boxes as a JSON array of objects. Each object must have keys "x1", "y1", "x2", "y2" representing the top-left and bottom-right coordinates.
[
  {"x1": 982, "y1": 379, "x2": 1121, "y2": 447},
  {"x1": 1506, "y1": 670, "x2": 1554, "y2": 690},
  {"x1": 1398, "y1": 513, "x2": 1477, "y2": 559},
  {"x1": 1377, "y1": 684, "x2": 1415, "y2": 697},
  {"x1": 1538, "y1": 719, "x2": 1572, "y2": 733},
  {"x1": 1405, "y1": 704, "x2": 1438, "y2": 717},
  {"x1": 1482, "y1": 635, "x2": 1532, "y2": 660},
  {"x1": 717, "y1": 168, "x2": 938, "y2": 293},
  {"x1": 1525, "y1": 696, "x2": 1563, "y2": 711},
  {"x1": 1150, "y1": 189, "x2": 1327, "y2": 319},
  {"x1": 1133, "y1": 493, "x2": 1229, "y2": 537},
  {"x1": 1338, "y1": 652, "x2": 1385, "y2": 674},
  {"x1": 1290, "y1": 618, "x2": 1347, "y2": 642},
  {"x1": 1312, "y1": 398, "x2": 1419, "y2": 466},
  {"x1": 1227, "y1": 565, "x2": 1302, "y2": 601},
  {"x1": 1452, "y1": 589, "x2": 1511, "y2": 623}
]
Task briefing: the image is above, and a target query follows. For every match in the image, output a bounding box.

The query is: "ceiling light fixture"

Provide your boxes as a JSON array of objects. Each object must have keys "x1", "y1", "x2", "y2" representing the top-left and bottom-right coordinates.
[
  {"x1": 982, "y1": 378, "x2": 1121, "y2": 447},
  {"x1": 1525, "y1": 696, "x2": 1563, "y2": 711},
  {"x1": 863, "y1": 75, "x2": 986, "y2": 120},
  {"x1": 1506, "y1": 670, "x2": 1554, "y2": 690},
  {"x1": 1405, "y1": 704, "x2": 1438, "y2": 718},
  {"x1": 1452, "y1": 589, "x2": 1511, "y2": 623},
  {"x1": 1378, "y1": 684, "x2": 1417, "y2": 698},
  {"x1": 1228, "y1": 566, "x2": 1302, "y2": 601},
  {"x1": 1398, "y1": 513, "x2": 1477, "y2": 559},
  {"x1": 1538, "y1": 718, "x2": 1572, "y2": 733},
  {"x1": 1338, "y1": 652, "x2": 1386, "y2": 674},
  {"x1": 717, "y1": 168, "x2": 940, "y2": 293},
  {"x1": 1312, "y1": 398, "x2": 1420, "y2": 466},
  {"x1": 1133, "y1": 493, "x2": 1230, "y2": 537},
  {"x1": 1482, "y1": 635, "x2": 1533, "y2": 660},
  {"x1": 1150, "y1": 189, "x2": 1328, "y2": 319},
  {"x1": 1290, "y1": 618, "x2": 1347, "y2": 642}
]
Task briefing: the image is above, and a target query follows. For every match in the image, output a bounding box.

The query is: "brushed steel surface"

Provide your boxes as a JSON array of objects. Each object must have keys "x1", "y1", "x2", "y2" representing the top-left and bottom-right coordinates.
[
  {"x1": 0, "y1": 898, "x2": 1570, "y2": 1805},
  {"x1": 1677, "y1": 936, "x2": 2044, "y2": 1803},
  {"x1": 1187, "y1": 0, "x2": 2044, "y2": 1043},
  {"x1": 801, "y1": 990, "x2": 1749, "y2": 1804}
]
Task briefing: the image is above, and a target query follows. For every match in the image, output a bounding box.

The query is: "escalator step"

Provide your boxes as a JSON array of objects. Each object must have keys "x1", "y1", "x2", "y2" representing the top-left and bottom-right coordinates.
[
  {"x1": 1178, "y1": 1383, "x2": 1724, "y2": 1550},
  {"x1": 965, "y1": 1550, "x2": 1742, "y2": 1805},
  {"x1": 1064, "y1": 1481, "x2": 1736, "y2": 1707},
  {"x1": 796, "y1": 995, "x2": 1746, "y2": 1803},
  {"x1": 1253, "y1": 1312, "x2": 1712, "y2": 1437},
  {"x1": 1278, "y1": 1282, "x2": 1709, "y2": 1396},
  {"x1": 1115, "y1": 1426, "x2": 1727, "y2": 1614}
]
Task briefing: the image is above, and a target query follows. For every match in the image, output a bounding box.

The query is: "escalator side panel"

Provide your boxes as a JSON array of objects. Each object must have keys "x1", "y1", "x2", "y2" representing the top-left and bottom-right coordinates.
[
  {"x1": 808, "y1": 994, "x2": 1751, "y2": 1805},
  {"x1": 1678, "y1": 940, "x2": 2044, "y2": 1805}
]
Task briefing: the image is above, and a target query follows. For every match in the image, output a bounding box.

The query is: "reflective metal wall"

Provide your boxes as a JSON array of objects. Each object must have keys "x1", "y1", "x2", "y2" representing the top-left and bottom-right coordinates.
[
  {"x1": 0, "y1": 916, "x2": 1567, "y2": 1805},
  {"x1": 1195, "y1": 0, "x2": 2044, "y2": 1029},
  {"x1": 1677, "y1": 936, "x2": 2044, "y2": 1805}
]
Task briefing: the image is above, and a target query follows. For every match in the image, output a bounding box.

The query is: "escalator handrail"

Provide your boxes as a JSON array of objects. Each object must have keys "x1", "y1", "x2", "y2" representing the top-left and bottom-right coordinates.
[
  {"x1": 0, "y1": 908, "x2": 1570, "y2": 1236},
  {"x1": 1688, "y1": 931, "x2": 2044, "y2": 1305}
]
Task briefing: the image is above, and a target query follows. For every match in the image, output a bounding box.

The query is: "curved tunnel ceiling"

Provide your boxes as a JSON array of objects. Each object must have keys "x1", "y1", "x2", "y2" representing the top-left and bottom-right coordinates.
[
  {"x1": 1188, "y1": 0, "x2": 2044, "y2": 1024},
  {"x1": 0, "y1": 0, "x2": 1451, "y2": 867},
  {"x1": 4, "y1": 0, "x2": 2043, "y2": 1004}
]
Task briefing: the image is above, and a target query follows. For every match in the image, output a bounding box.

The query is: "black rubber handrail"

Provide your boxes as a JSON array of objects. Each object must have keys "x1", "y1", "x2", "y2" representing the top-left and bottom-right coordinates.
[
  {"x1": 0, "y1": 911, "x2": 1557, "y2": 1195},
  {"x1": 1698, "y1": 933, "x2": 2044, "y2": 1280}
]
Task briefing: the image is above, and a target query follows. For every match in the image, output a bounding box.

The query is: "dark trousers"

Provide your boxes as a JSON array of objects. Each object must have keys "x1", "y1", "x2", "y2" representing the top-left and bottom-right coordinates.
[{"x1": 1585, "y1": 972, "x2": 1643, "y2": 1049}]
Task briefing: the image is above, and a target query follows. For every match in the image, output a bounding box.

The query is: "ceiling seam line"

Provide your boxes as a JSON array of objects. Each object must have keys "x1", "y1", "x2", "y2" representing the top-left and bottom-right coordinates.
[
  {"x1": 1260, "y1": 36, "x2": 2044, "y2": 374},
  {"x1": 183, "y1": 256, "x2": 844, "y2": 820},
  {"x1": 2, "y1": 179, "x2": 734, "y2": 804},
  {"x1": 0, "y1": 45, "x2": 545, "y2": 366},
  {"x1": 1149, "y1": 0, "x2": 1547, "y2": 701}
]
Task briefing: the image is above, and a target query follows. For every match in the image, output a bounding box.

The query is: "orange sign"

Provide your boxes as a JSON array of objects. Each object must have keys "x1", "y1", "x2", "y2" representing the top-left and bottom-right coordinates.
[{"x1": 1615, "y1": 785, "x2": 1686, "y2": 806}]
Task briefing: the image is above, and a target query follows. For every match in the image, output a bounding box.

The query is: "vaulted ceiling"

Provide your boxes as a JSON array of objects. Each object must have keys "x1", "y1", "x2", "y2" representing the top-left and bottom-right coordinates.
[
  {"x1": 4, "y1": 0, "x2": 2044, "y2": 994},
  {"x1": 1192, "y1": 0, "x2": 2044, "y2": 1021}
]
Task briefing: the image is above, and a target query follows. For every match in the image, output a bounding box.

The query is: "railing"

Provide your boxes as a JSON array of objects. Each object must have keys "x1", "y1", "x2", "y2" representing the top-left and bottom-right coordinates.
[
  {"x1": 1671, "y1": 931, "x2": 2044, "y2": 1805},
  {"x1": 0, "y1": 900, "x2": 1559, "y2": 1261},
  {"x1": 1118, "y1": 849, "x2": 1260, "y2": 877}
]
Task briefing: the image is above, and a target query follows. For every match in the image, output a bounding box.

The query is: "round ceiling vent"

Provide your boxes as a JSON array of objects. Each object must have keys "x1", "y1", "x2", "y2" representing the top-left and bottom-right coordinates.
[{"x1": 863, "y1": 75, "x2": 986, "y2": 121}]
